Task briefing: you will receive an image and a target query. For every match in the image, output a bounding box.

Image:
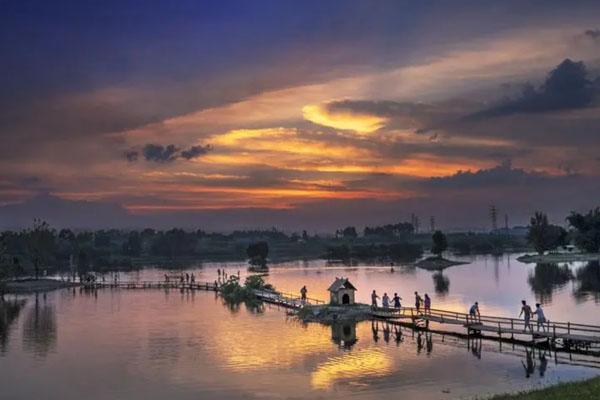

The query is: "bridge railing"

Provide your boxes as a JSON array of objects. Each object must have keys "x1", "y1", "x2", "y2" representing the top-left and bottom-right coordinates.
[
  {"x1": 373, "y1": 306, "x2": 600, "y2": 340},
  {"x1": 253, "y1": 289, "x2": 325, "y2": 306}
]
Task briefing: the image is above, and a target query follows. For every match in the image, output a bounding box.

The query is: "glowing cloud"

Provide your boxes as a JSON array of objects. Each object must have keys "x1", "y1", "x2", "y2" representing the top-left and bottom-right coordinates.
[{"x1": 302, "y1": 104, "x2": 387, "y2": 134}]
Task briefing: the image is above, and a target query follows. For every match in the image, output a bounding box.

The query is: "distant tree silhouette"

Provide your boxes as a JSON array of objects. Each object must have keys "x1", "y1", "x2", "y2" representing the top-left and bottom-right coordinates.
[
  {"x1": 247, "y1": 241, "x2": 269, "y2": 267},
  {"x1": 342, "y1": 226, "x2": 358, "y2": 239},
  {"x1": 122, "y1": 231, "x2": 142, "y2": 257},
  {"x1": 150, "y1": 229, "x2": 198, "y2": 258},
  {"x1": 93, "y1": 230, "x2": 112, "y2": 248},
  {"x1": 363, "y1": 222, "x2": 414, "y2": 238},
  {"x1": 25, "y1": 220, "x2": 56, "y2": 279},
  {"x1": 431, "y1": 230, "x2": 448, "y2": 257},
  {"x1": 528, "y1": 211, "x2": 567, "y2": 254},
  {"x1": 567, "y1": 207, "x2": 600, "y2": 253}
]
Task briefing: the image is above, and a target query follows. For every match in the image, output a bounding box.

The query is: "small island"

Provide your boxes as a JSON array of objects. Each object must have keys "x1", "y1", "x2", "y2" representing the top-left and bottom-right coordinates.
[
  {"x1": 297, "y1": 278, "x2": 372, "y2": 323},
  {"x1": 414, "y1": 230, "x2": 467, "y2": 271},
  {"x1": 415, "y1": 256, "x2": 468, "y2": 271}
]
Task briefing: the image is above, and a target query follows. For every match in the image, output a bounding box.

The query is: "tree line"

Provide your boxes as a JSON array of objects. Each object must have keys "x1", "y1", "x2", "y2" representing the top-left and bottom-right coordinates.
[{"x1": 527, "y1": 207, "x2": 600, "y2": 254}]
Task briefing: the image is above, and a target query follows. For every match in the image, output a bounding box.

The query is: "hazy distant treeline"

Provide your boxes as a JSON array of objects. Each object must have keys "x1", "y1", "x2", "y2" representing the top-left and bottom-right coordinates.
[{"x1": 1, "y1": 207, "x2": 598, "y2": 280}]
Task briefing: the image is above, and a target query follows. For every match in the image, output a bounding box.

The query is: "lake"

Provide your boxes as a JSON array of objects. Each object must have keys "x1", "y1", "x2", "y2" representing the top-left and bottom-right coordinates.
[{"x1": 2, "y1": 254, "x2": 600, "y2": 399}]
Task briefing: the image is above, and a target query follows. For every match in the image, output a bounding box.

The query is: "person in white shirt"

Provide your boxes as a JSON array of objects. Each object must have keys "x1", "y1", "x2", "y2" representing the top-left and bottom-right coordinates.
[{"x1": 534, "y1": 303, "x2": 547, "y2": 332}]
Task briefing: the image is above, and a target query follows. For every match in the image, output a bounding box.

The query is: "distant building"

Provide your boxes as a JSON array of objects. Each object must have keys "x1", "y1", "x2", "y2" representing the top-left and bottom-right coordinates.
[{"x1": 328, "y1": 277, "x2": 357, "y2": 305}]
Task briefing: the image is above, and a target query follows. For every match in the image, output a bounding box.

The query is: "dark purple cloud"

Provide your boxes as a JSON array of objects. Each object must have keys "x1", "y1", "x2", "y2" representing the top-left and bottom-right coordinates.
[
  {"x1": 126, "y1": 143, "x2": 212, "y2": 163},
  {"x1": 470, "y1": 59, "x2": 597, "y2": 118},
  {"x1": 180, "y1": 144, "x2": 212, "y2": 160},
  {"x1": 143, "y1": 144, "x2": 180, "y2": 163}
]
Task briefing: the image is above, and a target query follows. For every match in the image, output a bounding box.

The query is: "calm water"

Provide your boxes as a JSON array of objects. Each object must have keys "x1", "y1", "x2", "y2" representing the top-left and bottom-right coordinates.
[{"x1": 2, "y1": 255, "x2": 600, "y2": 400}]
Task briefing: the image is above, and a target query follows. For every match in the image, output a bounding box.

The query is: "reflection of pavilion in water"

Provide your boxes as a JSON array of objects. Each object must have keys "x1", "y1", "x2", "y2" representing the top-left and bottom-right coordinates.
[{"x1": 331, "y1": 322, "x2": 357, "y2": 349}]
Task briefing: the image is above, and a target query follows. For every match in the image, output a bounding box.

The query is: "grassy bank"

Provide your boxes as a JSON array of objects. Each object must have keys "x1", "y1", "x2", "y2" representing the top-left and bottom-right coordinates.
[
  {"x1": 490, "y1": 376, "x2": 600, "y2": 399},
  {"x1": 517, "y1": 253, "x2": 600, "y2": 264}
]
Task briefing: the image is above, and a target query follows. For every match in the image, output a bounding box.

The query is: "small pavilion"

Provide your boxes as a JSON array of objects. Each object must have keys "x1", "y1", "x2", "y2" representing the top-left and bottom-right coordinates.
[{"x1": 327, "y1": 277, "x2": 357, "y2": 305}]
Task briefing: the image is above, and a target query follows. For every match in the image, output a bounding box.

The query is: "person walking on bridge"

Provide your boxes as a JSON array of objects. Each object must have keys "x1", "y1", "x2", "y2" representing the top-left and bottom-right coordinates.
[
  {"x1": 371, "y1": 290, "x2": 380, "y2": 310},
  {"x1": 534, "y1": 303, "x2": 547, "y2": 332},
  {"x1": 469, "y1": 302, "x2": 480, "y2": 323},
  {"x1": 393, "y1": 293, "x2": 402, "y2": 309},
  {"x1": 382, "y1": 293, "x2": 390, "y2": 310},
  {"x1": 424, "y1": 293, "x2": 431, "y2": 315},
  {"x1": 300, "y1": 286, "x2": 307, "y2": 305},
  {"x1": 414, "y1": 291, "x2": 423, "y2": 313},
  {"x1": 520, "y1": 300, "x2": 533, "y2": 333}
]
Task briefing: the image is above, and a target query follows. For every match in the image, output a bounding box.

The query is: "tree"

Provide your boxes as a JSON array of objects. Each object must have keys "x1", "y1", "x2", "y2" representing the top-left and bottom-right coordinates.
[
  {"x1": 567, "y1": 207, "x2": 600, "y2": 253},
  {"x1": 25, "y1": 220, "x2": 56, "y2": 279},
  {"x1": 122, "y1": 231, "x2": 142, "y2": 257},
  {"x1": 93, "y1": 230, "x2": 112, "y2": 248},
  {"x1": 342, "y1": 226, "x2": 358, "y2": 239},
  {"x1": 0, "y1": 238, "x2": 10, "y2": 297},
  {"x1": 363, "y1": 222, "x2": 414, "y2": 238},
  {"x1": 528, "y1": 211, "x2": 567, "y2": 254},
  {"x1": 150, "y1": 229, "x2": 198, "y2": 258},
  {"x1": 247, "y1": 241, "x2": 269, "y2": 267},
  {"x1": 58, "y1": 229, "x2": 75, "y2": 242},
  {"x1": 431, "y1": 230, "x2": 448, "y2": 257}
]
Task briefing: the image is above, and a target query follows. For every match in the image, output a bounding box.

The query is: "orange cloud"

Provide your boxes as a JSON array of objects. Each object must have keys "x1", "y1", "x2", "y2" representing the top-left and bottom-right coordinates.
[{"x1": 302, "y1": 104, "x2": 387, "y2": 134}]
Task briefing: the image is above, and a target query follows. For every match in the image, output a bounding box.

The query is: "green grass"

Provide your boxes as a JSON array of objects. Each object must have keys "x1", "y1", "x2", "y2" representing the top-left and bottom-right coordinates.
[{"x1": 490, "y1": 376, "x2": 600, "y2": 399}]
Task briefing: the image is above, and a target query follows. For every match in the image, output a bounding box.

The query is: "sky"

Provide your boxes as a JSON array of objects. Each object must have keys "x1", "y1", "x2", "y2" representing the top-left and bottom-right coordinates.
[{"x1": 1, "y1": 0, "x2": 600, "y2": 231}]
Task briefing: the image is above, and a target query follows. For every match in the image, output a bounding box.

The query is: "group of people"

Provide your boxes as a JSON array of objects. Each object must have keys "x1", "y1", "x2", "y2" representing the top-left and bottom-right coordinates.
[
  {"x1": 163, "y1": 272, "x2": 196, "y2": 284},
  {"x1": 217, "y1": 269, "x2": 241, "y2": 282},
  {"x1": 370, "y1": 289, "x2": 548, "y2": 333},
  {"x1": 520, "y1": 300, "x2": 547, "y2": 332},
  {"x1": 370, "y1": 290, "x2": 432, "y2": 314},
  {"x1": 468, "y1": 299, "x2": 547, "y2": 333}
]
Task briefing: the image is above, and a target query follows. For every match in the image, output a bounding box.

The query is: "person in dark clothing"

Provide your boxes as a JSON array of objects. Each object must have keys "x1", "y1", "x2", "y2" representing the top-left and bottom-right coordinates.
[{"x1": 393, "y1": 293, "x2": 402, "y2": 309}]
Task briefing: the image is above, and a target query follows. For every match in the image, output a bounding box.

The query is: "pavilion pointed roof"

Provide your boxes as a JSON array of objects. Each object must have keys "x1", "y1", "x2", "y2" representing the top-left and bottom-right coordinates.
[{"x1": 327, "y1": 277, "x2": 357, "y2": 292}]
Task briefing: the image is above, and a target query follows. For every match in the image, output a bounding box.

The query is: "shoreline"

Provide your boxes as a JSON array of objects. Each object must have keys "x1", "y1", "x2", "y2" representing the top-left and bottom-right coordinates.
[
  {"x1": 516, "y1": 253, "x2": 600, "y2": 264},
  {"x1": 2, "y1": 278, "x2": 80, "y2": 294}
]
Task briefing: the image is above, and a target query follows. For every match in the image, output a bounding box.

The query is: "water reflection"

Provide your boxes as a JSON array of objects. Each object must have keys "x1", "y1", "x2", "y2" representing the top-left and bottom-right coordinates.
[
  {"x1": 310, "y1": 347, "x2": 393, "y2": 390},
  {"x1": 432, "y1": 271, "x2": 450, "y2": 296},
  {"x1": 331, "y1": 322, "x2": 357, "y2": 349},
  {"x1": 0, "y1": 298, "x2": 27, "y2": 354},
  {"x1": 522, "y1": 348, "x2": 535, "y2": 378},
  {"x1": 411, "y1": 331, "x2": 434, "y2": 356},
  {"x1": 469, "y1": 337, "x2": 482, "y2": 359},
  {"x1": 539, "y1": 349, "x2": 549, "y2": 377},
  {"x1": 574, "y1": 261, "x2": 600, "y2": 303},
  {"x1": 22, "y1": 293, "x2": 57, "y2": 358},
  {"x1": 5, "y1": 259, "x2": 600, "y2": 400},
  {"x1": 527, "y1": 263, "x2": 573, "y2": 304}
]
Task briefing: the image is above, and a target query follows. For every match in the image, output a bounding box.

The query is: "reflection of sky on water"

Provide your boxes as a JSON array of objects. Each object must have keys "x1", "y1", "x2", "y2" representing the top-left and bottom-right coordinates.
[{"x1": 2, "y1": 255, "x2": 600, "y2": 399}]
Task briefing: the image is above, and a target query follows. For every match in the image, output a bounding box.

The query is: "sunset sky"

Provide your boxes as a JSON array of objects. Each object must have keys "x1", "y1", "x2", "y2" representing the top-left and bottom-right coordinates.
[{"x1": 1, "y1": 1, "x2": 600, "y2": 230}]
